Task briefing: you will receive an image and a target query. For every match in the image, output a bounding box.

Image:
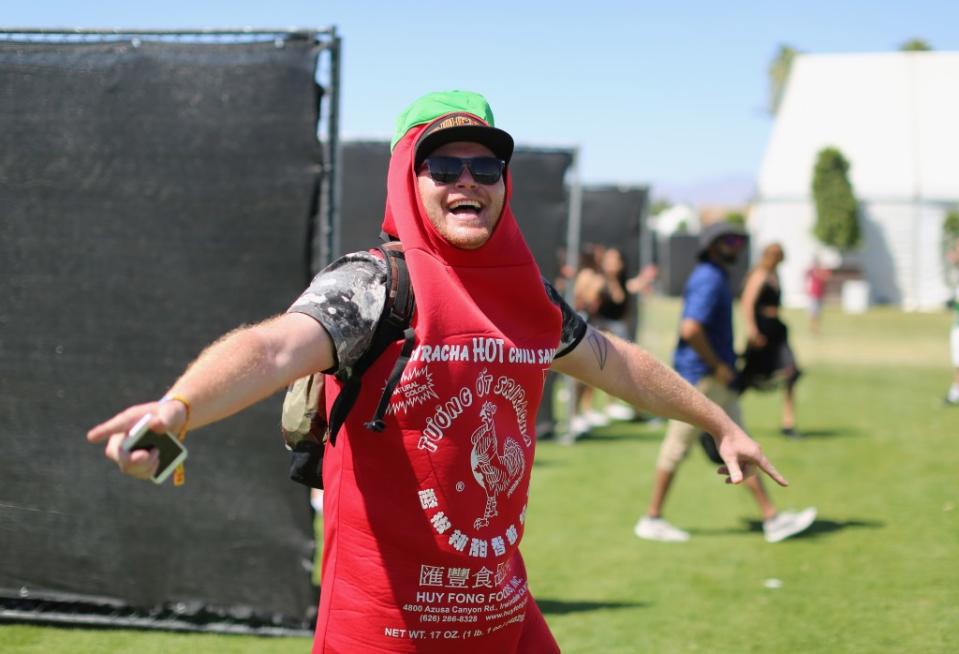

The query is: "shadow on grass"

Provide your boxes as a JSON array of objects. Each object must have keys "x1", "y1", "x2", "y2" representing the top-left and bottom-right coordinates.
[
  {"x1": 531, "y1": 458, "x2": 561, "y2": 468},
  {"x1": 691, "y1": 517, "x2": 883, "y2": 539},
  {"x1": 571, "y1": 429, "x2": 664, "y2": 444},
  {"x1": 777, "y1": 427, "x2": 861, "y2": 439},
  {"x1": 743, "y1": 517, "x2": 884, "y2": 539},
  {"x1": 535, "y1": 598, "x2": 648, "y2": 616}
]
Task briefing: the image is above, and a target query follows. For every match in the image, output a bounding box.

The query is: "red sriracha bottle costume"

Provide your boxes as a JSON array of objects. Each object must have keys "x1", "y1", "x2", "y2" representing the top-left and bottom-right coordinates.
[{"x1": 312, "y1": 97, "x2": 563, "y2": 652}]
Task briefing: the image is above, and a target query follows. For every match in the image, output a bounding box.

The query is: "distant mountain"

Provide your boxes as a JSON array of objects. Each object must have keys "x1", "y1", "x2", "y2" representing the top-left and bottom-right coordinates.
[{"x1": 652, "y1": 174, "x2": 756, "y2": 207}]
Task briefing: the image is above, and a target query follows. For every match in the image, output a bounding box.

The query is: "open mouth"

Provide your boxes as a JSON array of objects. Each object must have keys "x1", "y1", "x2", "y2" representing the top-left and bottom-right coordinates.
[{"x1": 448, "y1": 199, "x2": 482, "y2": 216}]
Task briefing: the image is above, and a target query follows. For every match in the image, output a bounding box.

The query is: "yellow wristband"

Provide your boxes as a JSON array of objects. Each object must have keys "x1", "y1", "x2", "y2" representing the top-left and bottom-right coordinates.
[
  {"x1": 161, "y1": 393, "x2": 191, "y2": 440},
  {"x1": 160, "y1": 394, "x2": 191, "y2": 487}
]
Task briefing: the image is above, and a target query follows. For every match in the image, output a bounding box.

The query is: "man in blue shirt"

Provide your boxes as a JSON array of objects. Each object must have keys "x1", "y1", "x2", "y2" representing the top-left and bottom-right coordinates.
[{"x1": 635, "y1": 222, "x2": 816, "y2": 543}]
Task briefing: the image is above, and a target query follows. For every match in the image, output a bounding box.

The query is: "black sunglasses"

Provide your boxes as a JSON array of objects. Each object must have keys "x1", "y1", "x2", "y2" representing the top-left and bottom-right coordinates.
[{"x1": 421, "y1": 156, "x2": 505, "y2": 185}]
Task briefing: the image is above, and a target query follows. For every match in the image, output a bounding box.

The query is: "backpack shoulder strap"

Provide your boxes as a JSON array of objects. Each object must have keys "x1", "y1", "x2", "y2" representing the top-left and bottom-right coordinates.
[
  {"x1": 326, "y1": 242, "x2": 415, "y2": 442},
  {"x1": 378, "y1": 242, "x2": 415, "y2": 328}
]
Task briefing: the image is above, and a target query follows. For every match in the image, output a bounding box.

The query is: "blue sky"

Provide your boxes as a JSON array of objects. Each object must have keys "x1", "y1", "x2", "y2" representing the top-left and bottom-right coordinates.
[{"x1": 7, "y1": 1, "x2": 959, "y2": 203}]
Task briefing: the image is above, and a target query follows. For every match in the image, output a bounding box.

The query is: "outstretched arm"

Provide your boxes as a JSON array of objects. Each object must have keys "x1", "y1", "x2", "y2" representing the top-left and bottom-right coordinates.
[
  {"x1": 551, "y1": 326, "x2": 787, "y2": 487},
  {"x1": 87, "y1": 312, "x2": 334, "y2": 480}
]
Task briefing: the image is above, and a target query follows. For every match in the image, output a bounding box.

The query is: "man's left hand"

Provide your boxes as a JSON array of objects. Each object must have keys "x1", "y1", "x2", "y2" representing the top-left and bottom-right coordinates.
[{"x1": 713, "y1": 428, "x2": 788, "y2": 487}]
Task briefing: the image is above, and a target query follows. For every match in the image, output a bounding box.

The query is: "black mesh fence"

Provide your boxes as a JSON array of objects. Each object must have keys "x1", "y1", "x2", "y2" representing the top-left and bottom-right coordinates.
[
  {"x1": 0, "y1": 33, "x2": 324, "y2": 631},
  {"x1": 509, "y1": 148, "x2": 576, "y2": 284},
  {"x1": 336, "y1": 140, "x2": 391, "y2": 261}
]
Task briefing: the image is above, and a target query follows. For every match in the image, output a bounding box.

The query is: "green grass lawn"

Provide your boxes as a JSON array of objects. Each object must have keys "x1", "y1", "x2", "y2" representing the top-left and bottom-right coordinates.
[{"x1": 4, "y1": 300, "x2": 958, "y2": 652}]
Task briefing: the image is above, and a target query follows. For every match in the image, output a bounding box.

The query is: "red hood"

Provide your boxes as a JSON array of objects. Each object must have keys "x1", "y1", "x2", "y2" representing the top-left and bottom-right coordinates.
[{"x1": 381, "y1": 124, "x2": 532, "y2": 271}]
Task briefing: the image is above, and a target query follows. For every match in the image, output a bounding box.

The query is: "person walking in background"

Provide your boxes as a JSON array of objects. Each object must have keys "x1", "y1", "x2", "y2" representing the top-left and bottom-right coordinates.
[
  {"x1": 88, "y1": 92, "x2": 790, "y2": 652},
  {"x1": 594, "y1": 246, "x2": 658, "y2": 421},
  {"x1": 945, "y1": 240, "x2": 959, "y2": 406},
  {"x1": 739, "y1": 243, "x2": 803, "y2": 437},
  {"x1": 805, "y1": 257, "x2": 830, "y2": 334},
  {"x1": 635, "y1": 223, "x2": 815, "y2": 544}
]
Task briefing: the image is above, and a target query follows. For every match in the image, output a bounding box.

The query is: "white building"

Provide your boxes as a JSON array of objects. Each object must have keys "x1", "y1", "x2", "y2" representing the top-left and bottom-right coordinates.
[{"x1": 749, "y1": 51, "x2": 959, "y2": 310}]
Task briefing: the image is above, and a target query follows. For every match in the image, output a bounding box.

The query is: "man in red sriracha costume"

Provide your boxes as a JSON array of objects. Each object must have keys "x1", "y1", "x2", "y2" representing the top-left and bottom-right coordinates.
[{"x1": 89, "y1": 91, "x2": 789, "y2": 653}]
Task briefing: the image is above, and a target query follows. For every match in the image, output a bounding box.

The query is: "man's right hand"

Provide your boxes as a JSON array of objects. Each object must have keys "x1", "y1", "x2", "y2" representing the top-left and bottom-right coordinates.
[{"x1": 86, "y1": 400, "x2": 187, "y2": 480}]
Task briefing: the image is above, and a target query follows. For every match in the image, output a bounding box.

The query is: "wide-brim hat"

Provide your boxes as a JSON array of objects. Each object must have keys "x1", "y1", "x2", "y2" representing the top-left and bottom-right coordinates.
[{"x1": 697, "y1": 221, "x2": 747, "y2": 258}]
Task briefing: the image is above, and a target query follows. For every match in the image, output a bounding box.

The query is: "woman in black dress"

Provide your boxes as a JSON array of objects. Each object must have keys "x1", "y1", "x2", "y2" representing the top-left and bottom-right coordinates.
[{"x1": 740, "y1": 243, "x2": 802, "y2": 437}]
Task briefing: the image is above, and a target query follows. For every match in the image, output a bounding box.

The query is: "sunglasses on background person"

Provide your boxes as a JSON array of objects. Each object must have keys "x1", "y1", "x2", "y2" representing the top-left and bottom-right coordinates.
[
  {"x1": 420, "y1": 156, "x2": 505, "y2": 185},
  {"x1": 720, "y1": 234, "x2": 747, "y2": 248}
]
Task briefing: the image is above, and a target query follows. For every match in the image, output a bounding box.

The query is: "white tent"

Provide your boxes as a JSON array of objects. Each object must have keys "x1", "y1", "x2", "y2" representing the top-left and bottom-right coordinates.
[
  {"x1": 749, "y1": 51, "x2": 959, "y2": 309},
  {"x1": 649, "y1": 203, "x2": 700, "y2": 236}
]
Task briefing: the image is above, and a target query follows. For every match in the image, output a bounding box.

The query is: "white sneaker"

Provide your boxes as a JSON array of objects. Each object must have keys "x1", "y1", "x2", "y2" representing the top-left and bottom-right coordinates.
[
  {"x1": 585, "y1": 410, "x2": 610, "y2": 428},
  {"x1": 569, "y1": 415, "x2": 591, "y2": 437},
  {"x1": 605, "y1": 403, "x2": 636, "y2": 421},
  {"x1": 763, "y1": 507, "x2": 817, "y2": 543},
  {"x1": 634, "y1": 516, "x2": 690, "y2": 542}
]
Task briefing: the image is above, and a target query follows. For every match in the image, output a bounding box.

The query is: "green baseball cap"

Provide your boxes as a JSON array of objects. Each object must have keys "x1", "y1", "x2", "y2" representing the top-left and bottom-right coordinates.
[{"x1": 391, "y1": 90, "x2": 514, "y2": 168}]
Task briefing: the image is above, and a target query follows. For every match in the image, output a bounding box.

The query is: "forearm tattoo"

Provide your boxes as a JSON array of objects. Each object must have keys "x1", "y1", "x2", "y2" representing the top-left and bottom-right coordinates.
[{"x1": 587, "y1": 329, "x2": 609, "y2": 370}]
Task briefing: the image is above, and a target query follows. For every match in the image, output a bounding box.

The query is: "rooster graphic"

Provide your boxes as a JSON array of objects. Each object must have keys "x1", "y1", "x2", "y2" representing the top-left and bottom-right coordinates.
[{"x1": 469, "y1": 402, "x2": 526, "y2": 529}]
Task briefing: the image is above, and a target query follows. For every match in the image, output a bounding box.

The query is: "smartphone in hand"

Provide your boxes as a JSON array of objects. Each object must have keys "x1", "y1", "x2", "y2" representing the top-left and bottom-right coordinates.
[{"x1": 122, "y1": 413, "x2": 188, "y2": 484}]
